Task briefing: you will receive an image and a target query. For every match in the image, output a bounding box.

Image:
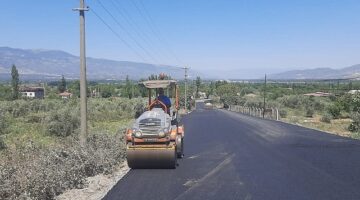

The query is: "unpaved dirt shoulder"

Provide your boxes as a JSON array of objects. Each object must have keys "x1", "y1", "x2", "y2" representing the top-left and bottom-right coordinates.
[{"x1": 56, "y1": 161, "x2": 129, "y2": 200}]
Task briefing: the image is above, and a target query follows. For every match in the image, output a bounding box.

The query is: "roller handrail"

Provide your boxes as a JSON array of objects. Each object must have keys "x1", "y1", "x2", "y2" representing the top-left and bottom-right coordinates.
[{"x1": 148, "y1": 99, "x2": 168, "y2": 114}]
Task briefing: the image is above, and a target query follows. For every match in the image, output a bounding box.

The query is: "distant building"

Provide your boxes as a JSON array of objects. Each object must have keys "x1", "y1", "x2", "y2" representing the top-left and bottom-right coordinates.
[
  {"x1": 198, "y1": 92, "x2": 207, "y2": 99},
  {"x1": 59, "y1": 92, "x2": 72, "y2": 99},
  {"x1": 20, "y1": 87, "x2": 45, "y2": 99},
  {"x1": 348, "y1": 90, "x2": 360, "y2": 95},
  {"x1": 303, "y1": 92, "x2": 333, "y2": 97}
]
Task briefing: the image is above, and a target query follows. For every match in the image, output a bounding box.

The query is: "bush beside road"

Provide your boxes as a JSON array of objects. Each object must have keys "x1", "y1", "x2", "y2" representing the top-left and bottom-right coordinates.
[{"x1": 0, "y1": 98, "x2": 145, "y2": 200}]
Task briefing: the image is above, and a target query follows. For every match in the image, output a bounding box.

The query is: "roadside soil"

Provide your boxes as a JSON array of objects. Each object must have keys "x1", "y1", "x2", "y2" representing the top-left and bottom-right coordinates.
[{"x1": 56, "y1": 161, "x2": 129, "y2": 200}]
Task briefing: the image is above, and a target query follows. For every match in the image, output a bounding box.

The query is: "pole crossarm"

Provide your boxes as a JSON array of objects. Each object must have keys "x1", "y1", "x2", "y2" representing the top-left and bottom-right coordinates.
[{"x1": 72, "y1": 7, "x2": 89, "y2": 11}]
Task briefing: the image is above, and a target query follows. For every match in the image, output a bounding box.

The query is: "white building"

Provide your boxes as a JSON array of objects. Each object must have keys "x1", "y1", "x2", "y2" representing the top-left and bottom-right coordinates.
[
  {"x1": 20, "y1": 87, "x2": 45, "y2": 99},
  {"x1": 348, "y1": 90, "x2": 360, "y2": 95}
]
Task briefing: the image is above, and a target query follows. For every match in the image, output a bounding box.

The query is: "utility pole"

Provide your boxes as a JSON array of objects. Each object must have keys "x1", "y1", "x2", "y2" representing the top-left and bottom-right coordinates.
[
  {"x1": 73, "y1": 0, "x2": 89, "y2": 147},
  {"x1": 263, "y1": 74, "x2": 267, "y2": 118},
  {"x1": 42, "y1": 82, "x2": 46, "y2": 99},
  {"x1": 182, "y1": 67, "x2": 189, "y2": 113}
]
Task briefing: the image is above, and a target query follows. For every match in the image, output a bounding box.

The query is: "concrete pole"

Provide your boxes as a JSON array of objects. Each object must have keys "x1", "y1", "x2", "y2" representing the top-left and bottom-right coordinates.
[
  {"x1": 183, "y1": 66, "x2": 189, "y2": 113},
  {"x1": 74, "y1": 0, "x2": 89, "y2": 147},
  {"x1": 263, "y1": 74, "x2": 267, "y2": 118}
]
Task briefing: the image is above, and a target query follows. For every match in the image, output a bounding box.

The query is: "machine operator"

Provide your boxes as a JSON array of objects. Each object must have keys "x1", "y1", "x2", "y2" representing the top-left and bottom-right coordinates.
[{"x1": 158, "y1": 88, "x2": 171, "y2": 114}]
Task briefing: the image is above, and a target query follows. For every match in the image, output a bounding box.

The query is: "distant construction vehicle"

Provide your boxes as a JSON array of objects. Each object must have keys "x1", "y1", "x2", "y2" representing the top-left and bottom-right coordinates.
[{"x1": 125, "y1": 78, "x2": 185, "y2": 169}]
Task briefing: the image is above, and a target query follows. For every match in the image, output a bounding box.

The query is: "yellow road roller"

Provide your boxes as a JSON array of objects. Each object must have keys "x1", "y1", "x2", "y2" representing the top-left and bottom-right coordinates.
[{"x1": 125, "y1": 79, "x2": 185, "y2": 169}]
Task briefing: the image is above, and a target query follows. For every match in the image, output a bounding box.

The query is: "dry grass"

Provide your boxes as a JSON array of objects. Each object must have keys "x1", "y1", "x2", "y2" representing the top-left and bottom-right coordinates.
[{"x1": 282, "y1": 113, "x2": 353, "y2": 138}]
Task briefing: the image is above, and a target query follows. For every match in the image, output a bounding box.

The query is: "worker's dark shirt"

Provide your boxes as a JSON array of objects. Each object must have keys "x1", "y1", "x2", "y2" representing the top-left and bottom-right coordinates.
[{"x1": 158, "y1": 95, "x2": 171, "y2": 108}]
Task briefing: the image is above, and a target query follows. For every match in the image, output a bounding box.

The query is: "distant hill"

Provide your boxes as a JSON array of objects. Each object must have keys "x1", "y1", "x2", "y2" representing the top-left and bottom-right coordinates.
[
  {"x1": 269, "y1": 64, "x2": 360, "y2": 80},
  {"x1": 0, "y1": 47, "x2": 194, "y2": 80}
]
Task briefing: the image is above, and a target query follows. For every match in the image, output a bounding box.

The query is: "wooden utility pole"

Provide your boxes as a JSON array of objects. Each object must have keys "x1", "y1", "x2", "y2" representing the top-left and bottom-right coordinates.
[{"x1": 73, "y1": 0, "x2": 89, "y2": 146}]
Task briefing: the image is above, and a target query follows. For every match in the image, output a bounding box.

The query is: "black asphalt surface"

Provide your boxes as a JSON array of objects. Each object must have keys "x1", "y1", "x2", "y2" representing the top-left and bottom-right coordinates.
[{"x1": 104, "y1": 102, "x2": 360, "y2": 200}]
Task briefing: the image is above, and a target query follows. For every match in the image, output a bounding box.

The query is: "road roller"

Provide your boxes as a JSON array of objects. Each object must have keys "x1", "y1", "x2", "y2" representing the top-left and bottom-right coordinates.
[{"x1": 125, "y1": 78, "x2": 185, "y2": 169}]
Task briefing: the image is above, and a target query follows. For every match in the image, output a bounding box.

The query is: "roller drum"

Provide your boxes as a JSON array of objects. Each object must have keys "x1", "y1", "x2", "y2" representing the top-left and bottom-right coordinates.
[{"x1": 126, "y1": 146, "x2": 177, "y2": 169}]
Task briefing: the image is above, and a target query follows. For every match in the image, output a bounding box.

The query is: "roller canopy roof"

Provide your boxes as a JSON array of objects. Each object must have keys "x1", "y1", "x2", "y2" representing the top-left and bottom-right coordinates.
[{"x1": 140, "y1": 80, "x2": 177, "y2": 89}]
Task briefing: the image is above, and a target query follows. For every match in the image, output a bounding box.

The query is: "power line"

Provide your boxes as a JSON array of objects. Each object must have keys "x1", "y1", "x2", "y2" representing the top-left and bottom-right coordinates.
[
  {"x1": 108, "y1": 0, "x2": 153, "y2": 49},
  {"x1": 95, "y1": 0, "x2": 159, "y2": 64},
  {"x1": 109, "y1": 0, "x2": 174, "y2": 63},
  {"x1": 131, "y1": 0, "x2": 185, "y2": 65},
  {"x1": 90, "y1": 8, "x2": 148, "y2": 62}
]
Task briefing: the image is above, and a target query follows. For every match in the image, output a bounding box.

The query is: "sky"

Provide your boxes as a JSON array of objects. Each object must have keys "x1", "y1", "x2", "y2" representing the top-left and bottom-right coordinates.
[{"x1": 0, "y1": 0, "x2": 360, "y2": 79}]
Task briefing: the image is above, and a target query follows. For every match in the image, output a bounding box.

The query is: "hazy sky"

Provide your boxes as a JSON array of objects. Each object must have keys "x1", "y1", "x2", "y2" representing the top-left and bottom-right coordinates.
[{"x1": 1, "y1": 0, "x2": 359, "y2": 78}]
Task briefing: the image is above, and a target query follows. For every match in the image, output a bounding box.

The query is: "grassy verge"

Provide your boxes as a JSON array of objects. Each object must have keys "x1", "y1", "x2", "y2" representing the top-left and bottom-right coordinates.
[
  {"x1": 282, "y1": 109, "x2": 354, "y2": 138},
  {"x1": 0, "y1": 98, "x2": 145, "y2": 200}
]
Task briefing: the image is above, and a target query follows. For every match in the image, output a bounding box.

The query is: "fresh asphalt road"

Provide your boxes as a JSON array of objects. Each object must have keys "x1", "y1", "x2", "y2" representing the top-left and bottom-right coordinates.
[{"x1": 104, "y1": 102, "x2": 360, "y2": 200}]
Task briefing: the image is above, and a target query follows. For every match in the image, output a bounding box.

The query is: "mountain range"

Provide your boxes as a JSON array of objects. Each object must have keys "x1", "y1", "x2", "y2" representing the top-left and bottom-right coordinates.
[
  {"x1": 269, "y1": 64, "x2": 360, "y2": 80},
  {"x1": 0, "y1": 47, "x2": 193, "y2": 80},
  {"x1": 1, "y1": 47, "x2": 359, "y2": 80}
]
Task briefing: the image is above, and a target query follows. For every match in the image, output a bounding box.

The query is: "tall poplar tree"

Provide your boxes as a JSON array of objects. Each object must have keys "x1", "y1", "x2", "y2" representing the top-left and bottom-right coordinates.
[{"x1": 11, "y1": 64, "x2": 19, "y2": 100}]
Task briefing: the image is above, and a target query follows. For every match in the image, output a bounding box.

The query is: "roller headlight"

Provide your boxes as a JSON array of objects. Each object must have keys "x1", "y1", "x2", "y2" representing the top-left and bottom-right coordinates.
[
  {"x1": 134, "y1": 131, "x2": 142, "y2": 138},
  {"x1": 158, "y1": 131, "x2": 165, "y2": 137}
]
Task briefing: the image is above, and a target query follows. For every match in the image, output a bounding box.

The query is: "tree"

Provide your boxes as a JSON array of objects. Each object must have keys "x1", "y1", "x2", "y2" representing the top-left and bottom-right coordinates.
[
  {"x1": 68, "y1": 80, "x2": 80, "y2": 98},
  {"x1": 11, "y1": 64, "x2": 19, "y2": 100},
  {"x1": 195, "y1": 76, "x2": 201, "y2": 98},
  {"x1": 124, "y1": 75, "x2": 133, "y2": 99},
  {"x1": 58, "y1": 75, "x2": 67, "y2": 93},
  {"x1": 0, "y1": 84, "x2": 12, "y2": 100},
  {"x1": 206, "y1": 82, "x2": 215, "y2": 98},
  {"x1": 147, "y1": 74, "x2": 172, "y2": 80},
  {"x1": 216, "y1": 83, "x2": 241, "y2": 106},
  {"x1": 99, "y1": 85, "x2": 115, "y2": 98},
  {"x1": 348, "y1": 81, "x2": 353, "y2": 90},
  {"x1": 148, "y1": 74, "x2": 158, "y2": 80}
]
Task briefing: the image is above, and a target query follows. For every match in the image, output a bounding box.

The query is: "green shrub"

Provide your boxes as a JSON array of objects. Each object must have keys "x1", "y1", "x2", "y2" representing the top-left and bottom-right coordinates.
[
  {"x1": 0, "y1": 99, "x2": 65, "y2": 118},
  {"x1": 0, "y1": 132, "x2": 126, "y2": 200},
  {"x1": 26, "y1": 113, "x2": 45, "y2": 123},
  {"x1": 0, "y1": 110, "x2": 7, "y2": 135},
  {"x1": 279, "y1": 109, "x2": 287, "y2": 118},
  {"x1": 244, "y1": 98, "x2": 263, "y2": 108},
  {"x1": 45, "y1": 106, "x2": 80, "y2": 137},
  {"x1": 10, "y1": 100, "x2": 30, "y2": 117},
  {"x1": 88, "y1": 98, "x2": 144, "y2": 122},
  {"x1": 134, "y1": 102, "x2": 145, "y2": 118},
  {"x1": 348, "y1": 112, "x2": 360, "y2": 132},
  {"x1": 313, "y1": 99, "x2": 325, "y2": 111},
  {"x1": 351, "y1": 92, "x2": 360, "y2": 112},
  {"x1": 240, "y1": 87, "x2": 255, "y2": 96},
  {"x1": 325, "y1": 104, "x2": 341, "y2": 119},
  {"x1": 101, "y1": 91, "x2": 112, "y2": 98},
  {"x1": 279, "y1": 95, "x2": 304, "y2": 109},
  {"x1": 305, "y1": 108, "x2": 314, "y2": 118},
  {"x1": 351, "y1": 132, "x2": 360, "y2": 140},
  {"x1": 220, "y1": 95, "x2": 239, "y2": 107},
  {"x1": 321, "y1": 113, "x2": 332, "y2": 123},
  {"x1": 0, "y1": 136, "x2": 5, "y2": 150},
  {"x1": 329, "y1": 95, "x2": 336, "y2": 101}
]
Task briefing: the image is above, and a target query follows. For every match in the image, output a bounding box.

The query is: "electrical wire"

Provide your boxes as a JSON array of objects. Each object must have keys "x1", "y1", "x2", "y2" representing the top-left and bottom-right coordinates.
[
  {"x1": 109, "y1": 0, "x2": 173, "y2": 63},
  {"x1": 131, "y1": 0, "x2": 185, "y2": 66},
  {"x1": 90, "y1": 8, "x2": 148, "y2": 62},
  {"x1": 95, "y1": 0, "x2": 159, "y2": 64}
]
